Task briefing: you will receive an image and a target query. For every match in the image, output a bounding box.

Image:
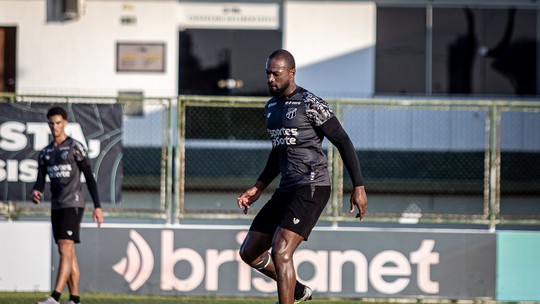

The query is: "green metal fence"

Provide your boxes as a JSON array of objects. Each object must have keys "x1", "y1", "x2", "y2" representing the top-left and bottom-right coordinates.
[
  {"x1": 0, "y1": 94, "x2": 174, "y2": 221},
  {"x1": 175, "y1": 96, "x2": 540, "y2": 230},
  {"x1": 1, "y1": 94, "x2": 539, "y2": 230}
]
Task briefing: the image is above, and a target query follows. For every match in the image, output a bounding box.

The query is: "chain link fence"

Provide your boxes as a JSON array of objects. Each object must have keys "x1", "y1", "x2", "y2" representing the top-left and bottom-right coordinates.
[
  {"x1": 331, "y1": 100, "x2": 491, "y2": 224},
  {"x1": 1, "y1": 94, "x2": 539, "y2": 229},
  {"x1": 174, "y1": 96, "x2": 272, "y2": 221},
  {"x1": 114, "y1": 96, "x2": 174, "y2": 221},
  {"x1": 0, "y1": 94, "x2": 173, "y2": 221},
  {"x1": 498, "y1": 103, "x2": 540, "y2": 223},
  {"x1": 175, "y1": 96, "x2": 540, "y2": 229}
]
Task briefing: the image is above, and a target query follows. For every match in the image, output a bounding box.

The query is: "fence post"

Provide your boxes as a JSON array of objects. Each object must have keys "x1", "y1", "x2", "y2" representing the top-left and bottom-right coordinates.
[
  {"x1": 174, "y1": 97, "x2": 187, "y2": 224},
  {"x1": 165, "y1": 98, "x2": 175, "y2": 224},
  {"x1": 487, "y1": 104, "x2": 502, "y2": 231},
  {"x1": 329, "y1": 101, "x2": 344, "y2": 227}
]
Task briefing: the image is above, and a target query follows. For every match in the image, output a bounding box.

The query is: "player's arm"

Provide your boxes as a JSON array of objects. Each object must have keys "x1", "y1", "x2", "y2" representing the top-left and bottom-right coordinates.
[
  {"x1": 32, "y1": 161, "x2": 47, "y2": 204},
  {"x1": 78, "y1": 159, "x2": 101, "y2": 208},
  {"x1": 237, "y1": 147, "x2": 280, "y2": 213},
  {"x1": 257, "y1": 147, "x2": 280, "y2": 188},
  {"x1": 78, "y1": 158, "x2": 104, "y2": 226},
  {"x1": 321, "y1": 116, "x2": 363, "y2": 186},
  {"x1": 320, "y1": 116, "x2": 368, "y2": 220}
]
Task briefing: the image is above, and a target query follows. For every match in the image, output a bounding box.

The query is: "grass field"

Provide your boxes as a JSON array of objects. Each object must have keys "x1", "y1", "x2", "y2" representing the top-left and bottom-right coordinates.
[{"x1": 0, "y1": 292, "x2": 382, "y2": 304}]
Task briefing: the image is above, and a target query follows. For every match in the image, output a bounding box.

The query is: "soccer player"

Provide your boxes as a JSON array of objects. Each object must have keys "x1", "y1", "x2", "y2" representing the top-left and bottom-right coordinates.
[
  {"x1": 32, "y1": 106, "x2": 104, "y2": 304},
  {"x1": 237, "y1": 49, "x2": 368, "y2": 304}
]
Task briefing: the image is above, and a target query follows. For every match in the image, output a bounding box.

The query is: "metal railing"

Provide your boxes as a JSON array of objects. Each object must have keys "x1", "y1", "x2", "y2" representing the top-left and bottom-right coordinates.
[
  {"x1": 175, "y1": 96, "x2": 540, "y2": 230},
  {"x1": 1, "y1": 93, "x2": 539, "y2": 230}
]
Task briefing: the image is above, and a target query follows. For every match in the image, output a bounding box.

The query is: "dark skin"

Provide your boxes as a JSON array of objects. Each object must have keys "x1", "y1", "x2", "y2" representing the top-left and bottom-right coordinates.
[{"x1": 237, "y1": 53, "x2": 368, "y2": 304}]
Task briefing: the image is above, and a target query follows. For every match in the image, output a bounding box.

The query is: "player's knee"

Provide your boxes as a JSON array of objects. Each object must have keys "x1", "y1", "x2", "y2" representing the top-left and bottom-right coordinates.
[
  {"x1": 57, "y1": 240, "x2": 75, "y2": 257},
  {"x1": 246, "y1": 251, "x2": 271, "y2": 270},
  {"x1": 271, "y1": 249, "x2": 293, "y2": 264},
  {"x1": 238, "y1": 246, "x2": 251, "y2": 264}
]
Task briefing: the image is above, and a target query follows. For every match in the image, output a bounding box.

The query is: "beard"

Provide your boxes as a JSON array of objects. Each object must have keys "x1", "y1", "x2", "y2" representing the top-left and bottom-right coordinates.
[{"x1": 268, "y1": 82, "x2": 289, "y2": 97}]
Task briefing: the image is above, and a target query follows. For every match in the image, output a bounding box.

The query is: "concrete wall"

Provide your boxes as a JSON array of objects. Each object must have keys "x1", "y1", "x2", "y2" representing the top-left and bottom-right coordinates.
[
  {"x1": 0, "y1": 0, "x2": 375, "y2": 97},
  {"x1": 0, "y1": 221, "x2": 51, "y2": 291}
]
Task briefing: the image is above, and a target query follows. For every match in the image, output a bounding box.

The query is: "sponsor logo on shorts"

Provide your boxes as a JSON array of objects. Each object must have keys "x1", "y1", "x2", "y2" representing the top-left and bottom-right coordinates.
[
  {"x1": 293, "y1": 218, "x2": 300, "y2": 225},
  {"x1": 67, "y1": 230, "x2": 73, "y2": 236}
]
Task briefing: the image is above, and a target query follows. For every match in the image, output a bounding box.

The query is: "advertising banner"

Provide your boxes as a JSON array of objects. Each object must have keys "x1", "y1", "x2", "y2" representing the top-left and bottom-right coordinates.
[
  {"x1": 496, "y1": 231, "x2": 540, "y2": 302},
  {"x1": 0, "y1": 103, "x2": 123, "y2": 203},
  {"x1": 63, "y1": 225, "x2": 496, "y2": 299}
]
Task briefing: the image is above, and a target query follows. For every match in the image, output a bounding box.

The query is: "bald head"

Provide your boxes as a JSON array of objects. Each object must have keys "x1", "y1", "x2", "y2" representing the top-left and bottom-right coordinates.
[
  {"x1": 268, "y1": 49, "x2": 296, "y2": 70},
  {"x1": 266, "y1": 49, "x2": 297, "y2": 98}
]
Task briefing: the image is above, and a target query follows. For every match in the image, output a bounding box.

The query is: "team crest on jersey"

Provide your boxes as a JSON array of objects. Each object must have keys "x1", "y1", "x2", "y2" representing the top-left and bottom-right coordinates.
[
  {"x1": 286, "y1": 108, "x2": 297, "y2": 120},
  {"x1": 62, "y1": 151, "x2": 69, "y2": 160}
]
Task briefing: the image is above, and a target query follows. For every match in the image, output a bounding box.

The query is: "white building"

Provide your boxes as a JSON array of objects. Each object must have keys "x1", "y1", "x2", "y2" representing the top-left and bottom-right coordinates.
[
  {"x1": 1, "y1": 0, "x2": 539, "y2": 152},
  {"x1": 2, "y1": 0, "x2": 537, "y2": 98}
]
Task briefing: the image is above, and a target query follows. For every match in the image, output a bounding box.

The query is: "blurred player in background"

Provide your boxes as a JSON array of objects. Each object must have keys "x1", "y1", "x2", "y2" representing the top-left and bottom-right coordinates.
[
  {"x1": 32, "y1": 106, "x2": 104, "y2": 304},
  {"x1": 237, "y1": 49, "x2": 368, "y2": 304}
]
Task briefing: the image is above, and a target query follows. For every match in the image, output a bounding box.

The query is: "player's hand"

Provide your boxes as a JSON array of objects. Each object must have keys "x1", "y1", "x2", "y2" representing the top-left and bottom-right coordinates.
[
  {"x1": 93, "y1": 207, "x2": 104, "y2": 227},
  {"x1": 237, "y1": 184, "x2": 263, "y2": 214},
  {"x1": 32, "y1": 190, "x2": 42, "y2": 204},
  {"x1": 350, "y1": 186, "x2": 368, "y2": 221}
]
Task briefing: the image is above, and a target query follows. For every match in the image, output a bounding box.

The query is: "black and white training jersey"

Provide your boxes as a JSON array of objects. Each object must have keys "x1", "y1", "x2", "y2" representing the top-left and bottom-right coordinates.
[
  {"x1": 265, "y1": 87, "x2": 334, "y2": 190},
  {"x1": 36, "y1": 137, "x2": 89, "y2": 210}
]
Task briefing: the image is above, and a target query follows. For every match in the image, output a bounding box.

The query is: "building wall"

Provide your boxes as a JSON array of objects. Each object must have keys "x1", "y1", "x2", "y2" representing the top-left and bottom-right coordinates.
[
  {"x1": 0, "y1": 0, "x2": 375, "y2": 97},
  {"x1": 1, "y1": 0, "x2": 538, "y2": 153},
  {"x1": 1, "y1": 0, "x2": 178, "y2": 96},
  {"x1": 284, "y1": 1, "x2": 376, "y2": 97}
]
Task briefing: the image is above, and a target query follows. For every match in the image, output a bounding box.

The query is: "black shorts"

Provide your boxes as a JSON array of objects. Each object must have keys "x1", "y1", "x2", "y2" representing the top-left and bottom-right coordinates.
[
  {"x1": 51, "y1": 207, "x2": 85, "y2": 243},
  {"x1": 250, "y1": 185, "x2": 331, "y2": 241}
]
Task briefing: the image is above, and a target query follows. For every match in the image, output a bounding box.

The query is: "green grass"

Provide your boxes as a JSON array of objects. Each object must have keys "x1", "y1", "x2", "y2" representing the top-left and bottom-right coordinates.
[{"x1": 0, "y1": 292, "x2": 375, "y2": 304}]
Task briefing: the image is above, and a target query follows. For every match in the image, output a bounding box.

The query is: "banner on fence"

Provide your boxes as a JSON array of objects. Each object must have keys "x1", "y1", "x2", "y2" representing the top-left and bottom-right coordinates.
[
  {"x1": 65, "y1": 224, "x2": 496, "y2": 299},
  {"x1": 0, "y1": 103, "x2": 123, "y2": 203}
]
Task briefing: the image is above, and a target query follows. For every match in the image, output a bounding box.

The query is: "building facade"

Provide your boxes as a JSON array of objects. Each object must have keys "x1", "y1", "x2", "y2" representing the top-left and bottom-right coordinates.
[{"x1": 1, "y1": 0, "x2": 537, "y2": 98}]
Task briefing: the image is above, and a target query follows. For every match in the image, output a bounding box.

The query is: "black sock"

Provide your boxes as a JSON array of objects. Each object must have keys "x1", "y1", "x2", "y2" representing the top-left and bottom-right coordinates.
[
  {"x1": 294, "y1": 281, "x2": 305, "y2": 300},
  {"x1": 51, "y1": 290, "x2": 61, "y2": 302},
  {"x1": 70, "y1": 295, "x2": 81, "y2": 303}
]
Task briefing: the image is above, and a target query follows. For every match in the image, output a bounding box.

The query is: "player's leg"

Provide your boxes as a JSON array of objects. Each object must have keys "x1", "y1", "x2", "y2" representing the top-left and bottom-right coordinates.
[
  {"x1": 66, "y1": 248, "x2": 80, "y2": 302},
  {"x1": 65, "y1": 207, "x2": 84, "y2": 304},
  {"x1": 271, "y1": 227, "x2": 304, "y2": 304},
  {"x1": 272, "y1": 185, "x2": 331, "y2": 304},
  {"x1": 240, "y1": 229, "x2": 310, "y2": 303},
  {"x1": 241, "y1": 189, "x2": 315, "y2": 303},
  {"x1": 54, "y1": 239, "x2": 75, "y2": 294},
  {"x1": 240, "y1": 189, "x2": 285, "y2": 278},
  {"x1": 239, "y1": 230, "x2": 275, "y2": 278}
]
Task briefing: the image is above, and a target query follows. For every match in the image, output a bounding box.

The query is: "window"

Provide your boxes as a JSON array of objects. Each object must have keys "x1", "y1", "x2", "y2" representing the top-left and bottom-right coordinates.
[
  {"x1": 178, "y1": 29, "x2": 281, "y2": 96},
  {"x1": 376, "y1": 6, "x2": 538, "y2": 97},
  {"x1": 376, "y1": 7, "x2": 426, "y2": 95}
]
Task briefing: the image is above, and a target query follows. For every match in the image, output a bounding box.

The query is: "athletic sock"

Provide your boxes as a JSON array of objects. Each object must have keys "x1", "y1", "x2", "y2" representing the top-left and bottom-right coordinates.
[
  {"x1": 294, "y1": 281, "x2": 305, "y2": 300},
  {"x1": 70, "y1": 295, "x2": 81, "y2": 303},
  {"x1": 51, "y1": 290, "x2": 61, "y2": 302}
]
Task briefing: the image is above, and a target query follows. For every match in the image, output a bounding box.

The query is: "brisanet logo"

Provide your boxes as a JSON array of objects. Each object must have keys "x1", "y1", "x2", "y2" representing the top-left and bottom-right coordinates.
[
  {"x1": 112, "y1": 230, "x2": 154, "y2": 291},
  {"x1": 113, "y1": 229, "x2": 440, "y2": 295}
]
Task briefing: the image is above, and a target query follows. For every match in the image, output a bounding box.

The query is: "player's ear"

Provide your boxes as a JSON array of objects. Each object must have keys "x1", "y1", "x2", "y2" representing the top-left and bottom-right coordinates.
[{"x1": 290, "y1": 68, "x2": 296, "y2": 77}]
